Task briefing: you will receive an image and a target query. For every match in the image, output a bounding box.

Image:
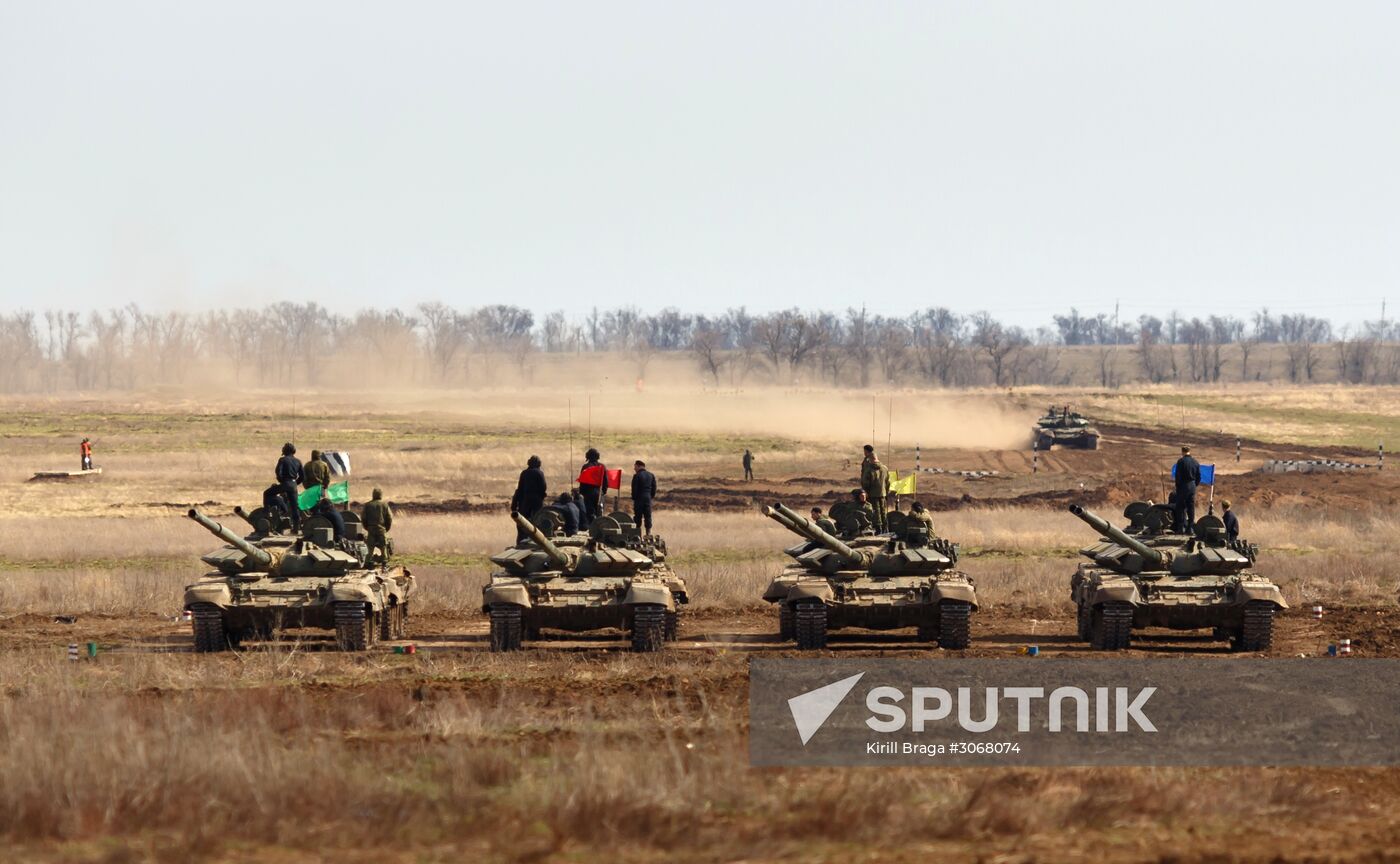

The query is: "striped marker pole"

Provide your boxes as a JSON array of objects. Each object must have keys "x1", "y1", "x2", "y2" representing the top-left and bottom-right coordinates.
[
  {"x1": 1311, "y1": 605, "x2": 1324, "y2": 620},
  {"x1": 1339, "y1": 639, "x2": 1352, "y2": 657},
  {"x1": 67, "y1": 644, "x2": 79, "y2": 662},
  {"x1": 1236, "y1": 438, "x2": 1241, "y2": 463},
  {"x1": 1032, "y1": 451, "x2": 1038, "y2": 475},
  {"x1": 1379, "y1": 443, "x2": 1384, "y2": 471},
  {"x1": 915, "y1": 444, "x2": 920, "y2": 476}
]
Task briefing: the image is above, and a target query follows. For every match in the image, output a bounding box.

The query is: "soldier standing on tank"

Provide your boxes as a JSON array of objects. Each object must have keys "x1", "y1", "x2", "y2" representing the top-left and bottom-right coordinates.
[
  {"x1": 510, "y1": 455, "x2": 548, "y2": 542},
  {"x1": 1172, "y1": 445, "x2": 1201, "y2": 534},
  {"x1": 361, "y1": 488, "x2": 394, "y2": 565},
  {"x1": 577, "y1": 448, "x2": 609, "y2": 528},
  {"x1": 303, "y1": 449, "x2": 346, "y2": 542},
  {"x1": 1222, "y1": 500, "x2": 1240, "y2": 541},
  {"x1": 860, "y1": 445, "x2": 890, "y2": 532},
  {"x1": 631, "y1": 460, "x2": 657, "y2": 535},
  {"x1": 548, "y1": 492, "x2": 580, "y2": 535},
  {"x1": 275, "y1": 442, "x2": 303, "y2": 530},
  {"x1": 743, "y1": 449, "x2": 754, "y2": 481}
]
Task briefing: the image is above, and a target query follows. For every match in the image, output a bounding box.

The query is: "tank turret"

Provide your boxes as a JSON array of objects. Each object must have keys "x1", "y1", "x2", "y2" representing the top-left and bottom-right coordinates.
[
  {"x1": 1068, "y1": 504, "x2": 1165, "y2": 570},
  {"x1": 188, "y1": 508, "x2": 275, "y2": 570},
  {"x1": 511, "y1": 511, "x2": 573, "y2": 568},
  {"x1": 769, "y1": 503, "x2": 865, "y2": 564}
]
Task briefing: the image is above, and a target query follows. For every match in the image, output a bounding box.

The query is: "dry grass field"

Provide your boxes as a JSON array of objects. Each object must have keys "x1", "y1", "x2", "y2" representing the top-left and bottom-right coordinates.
[{"x1": 2, "y1": 384, "x2": 1400, "y2": 862}]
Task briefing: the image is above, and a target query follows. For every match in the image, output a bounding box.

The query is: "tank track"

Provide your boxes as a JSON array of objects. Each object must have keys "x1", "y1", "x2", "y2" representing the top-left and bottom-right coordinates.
[
  {"x1": 489, "y1": 606, "x2": 523, "y2": 652},
  {"x1": 664, "y1": 610, "x2": 680, "y2": 642},
  {"x1": 379, "y1": 603, "x2": 407, "y2": 641},
  {"x1": 631, "y1": 604, "x2": 665, "y2": 653},
  {"x1": 334, "y1": 602, "x2": 375, "y2": 652},
  {"x1": 794, "y1": 601, "x2": 828, "y2": 650},
  {"x1": 1091, "y1": 602, "x2": 1133, "y2": 651},
  {"x1": 1235, "y1": 601, "x2": 1275, "y2": 652},
  {"x1": 778, "y1": 605, "x2": 795, "y2": 641},
  {"x1": 916, "y1": 616, "x2": 938, "y2": 643},
  {"x1": 191, "y1": 603, "x2": 228, "y2": 653},
  {"x1": 1076, "y1": 601, "x2": 1093, "y2": 642},
  {"x1": 937, "y1": 602, "x2": 971, "y2": 649}
]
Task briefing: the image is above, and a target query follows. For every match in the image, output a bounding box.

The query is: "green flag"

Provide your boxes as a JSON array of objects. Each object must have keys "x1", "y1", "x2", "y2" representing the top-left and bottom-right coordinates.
[
  {"x1": 297, "y1": 485, "x2": 323, "y2": 511},
  {"x1": 297, "y1": 482, "x2": 350, "y2": 510}
]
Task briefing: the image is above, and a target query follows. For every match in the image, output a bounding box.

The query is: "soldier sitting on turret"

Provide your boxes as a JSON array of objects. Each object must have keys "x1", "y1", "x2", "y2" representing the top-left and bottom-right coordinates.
[{"x1": 908, "y1": 501, "x2": 934, "y2": 532}]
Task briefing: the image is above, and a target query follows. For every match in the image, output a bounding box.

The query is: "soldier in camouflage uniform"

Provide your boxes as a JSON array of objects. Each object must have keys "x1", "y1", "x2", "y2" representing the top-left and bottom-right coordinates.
[
  {"x1": 860, "y1": 445, "x2": 890, "y2": 532},
  {"x1": 908, "y1": 500, "x2": 934, "y2": 532},
  {"x1": 361, "y1": 488, "x2": 394, "y2": 565}
]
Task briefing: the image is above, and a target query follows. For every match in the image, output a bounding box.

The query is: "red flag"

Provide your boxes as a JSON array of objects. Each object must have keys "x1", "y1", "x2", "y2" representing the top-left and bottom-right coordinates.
[
  {"x1": 578, "y1": 464, "x2": 606, "y2": 487},
  {"x1": 606, "y1": 469, "x2": 623, "y2": 491}
]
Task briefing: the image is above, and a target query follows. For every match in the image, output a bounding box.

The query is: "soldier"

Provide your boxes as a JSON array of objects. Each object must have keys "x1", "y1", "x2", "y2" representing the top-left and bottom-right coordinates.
[
  {"x1": 548, "y1": 492, "x2": 580, "y2": 535},
  {"x1": 303, "y1": 449, "x2": 346, "y2": 541},
  {"x1": 577, "y1": 448, "x2": 609, "y2": 528},
  {"x1": 1222, "y1": 500, "x2": 1240, "y2": 541},
  {"x1": 1172, "y1": 445, "x2": 1201, "y2": 533},
  {"x1": 810, "y1": 506, "x2": 837, "y2": 535},
  {"x1": 80, "y1": 437, "x2": 93, "y2": 470},
  {"x1": 361, "y1": 488, "x2": 394, "y2": 565},
  {"x1": 511, "y1": 455, "x2": 548, "y2": 542},
  {"x1": 908, "y1": 500, "x2": 935, "y2": 531},
  {"x1": 849, "y1": 488, "x2": 876, "y2": 532},
  {"x1": 742, "y1": 449, "x2": 754, "y2": 481},
  {"x1": 275, "y1": 442, "x2": 303, "y2": 530},
  {"x1": 631, "y1": 459, "x2": 658, "y2": 535},
  {"x1": 860, "y1": 445, "x2": 890, "y2": 532}
]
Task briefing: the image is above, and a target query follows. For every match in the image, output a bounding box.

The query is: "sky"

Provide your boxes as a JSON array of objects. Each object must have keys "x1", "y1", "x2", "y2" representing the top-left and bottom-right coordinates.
[{"x1": 0, "y1": 2, "x2": 1395, "y2": 330}]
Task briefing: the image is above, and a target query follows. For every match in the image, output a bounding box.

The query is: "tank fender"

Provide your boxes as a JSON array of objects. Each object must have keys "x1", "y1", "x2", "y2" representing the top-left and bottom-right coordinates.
[
  {"x1": 330, "y1": 582, "x2": 377, "y2": 605},
  {"x1": 624, "y1": 582, "x2": 675, "y2": 611},
  {"x1": 929, "y1": 581, "x2": 979, "y2": 610},
  {"x1": 1234, "y1": 582, "x2": 1289, "y2": 608},
  {"x1": 762, "y1": 578, "x2": 793, "y2": 603},
  {"x1": 482, "y1": 580, "x2": 532, "y2": 612},
  {"x1": 1092, "y1": 583, "x2": 1142, "y2": 606},
  {"x1": 183, "y1": 581, "x2": 232, "y2": 608},
  {"x1": 786, "y1": 580, "x2": 836, "y2": 604}
]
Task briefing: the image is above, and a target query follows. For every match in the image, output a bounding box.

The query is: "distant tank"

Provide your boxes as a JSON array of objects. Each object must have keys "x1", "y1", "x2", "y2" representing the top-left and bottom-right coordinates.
[
  {"x1": 1068, "y1": 502, "x2": 1286, "y2": 651},
  {"x1": 1033, "y1": 405, "x2": 1100, "y2": 450},
  {"x1": 482, "y1": 509, "x2": 687, "y2": 652},
  {"x1": 760, "y1": 501, "x2": 978, "y2": 649},
  {"x1": 183, "y1": 508, "x2": 415, "y2": 652}
]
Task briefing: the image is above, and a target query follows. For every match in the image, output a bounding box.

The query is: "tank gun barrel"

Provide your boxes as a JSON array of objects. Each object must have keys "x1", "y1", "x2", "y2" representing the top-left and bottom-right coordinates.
[
  {"x1": 762, "y1": 505, "x2": 820, "y2": 542},
  {"x1": 1067, "y1": 504, "x2": 1163, "y2": 566},
  {"x1": 232, "y1": 506, "x2": 256, "y2": 527},
  {"x1": 512, "y1": 511, "x2": 571, "y2": 568},
  {"x1": 771, "y1": 502, "x2": 861, "y2": 563},
  {"x1": 188, "y1": 508, "x2": 274, "y2": 568}
]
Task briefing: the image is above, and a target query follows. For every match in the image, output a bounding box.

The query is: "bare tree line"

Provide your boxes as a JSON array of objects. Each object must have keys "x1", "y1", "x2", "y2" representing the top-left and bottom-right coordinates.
[{"x1": 0, "y1": 302, "x2": 1395, "y2": 393}]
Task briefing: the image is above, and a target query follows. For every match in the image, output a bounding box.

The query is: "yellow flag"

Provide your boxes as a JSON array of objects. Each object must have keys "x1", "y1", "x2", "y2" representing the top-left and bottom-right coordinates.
[{"x1": 888, "y1": 470, "x2": 916, "y2": 496}]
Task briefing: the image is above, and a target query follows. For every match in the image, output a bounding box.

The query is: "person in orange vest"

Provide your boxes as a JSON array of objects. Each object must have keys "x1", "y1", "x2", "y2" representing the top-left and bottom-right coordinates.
[
  {"x1": 576, "y1": 448, "x2": 610, "y2": 528},
  {"x1": 80, "y1": 438, "x2": 93, "y2": 470}
]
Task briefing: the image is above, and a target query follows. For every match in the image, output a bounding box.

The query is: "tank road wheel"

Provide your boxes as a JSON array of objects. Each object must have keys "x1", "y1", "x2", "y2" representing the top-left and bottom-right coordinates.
[
  {"x1": 778, "y1": 605, "x2": 795, "y2": 641},
  {"x1": 334, "y1": 603, "x2": 375, "y2": 652},
  {"x1": 1234, "y1": 601, "x2": 1276, "y2": 653},
  {"x1": 631, "y1": 604, "x2": 666, "y2": 653},
  {"x1": 936, "y1": 602, "x2": 972, "y2": 650},
  {"x1": 1076, "y1": 601, "x2": 1093, "y2": 642},
  {"x1": 1091, "y1": 603, "x2": 1132, "y2": 651},
  {"x1": 398, "y1": 602, "x2": 410, "y2": 639},
  {"x1": 794, "y1": 601, "x2": 828, "y2": 650},
  {"x1": 664, "y1": 610, "x2": 680, "y2": 642},
  {"x1": 191, "y1": 604, "x2": 229, "y2": 653},
  {"x1": 489, "y1": 606, "x2": 524, "y2": 652},
  {"x1": 380, "y1": 604, "x2": 404, "y2": 642}
]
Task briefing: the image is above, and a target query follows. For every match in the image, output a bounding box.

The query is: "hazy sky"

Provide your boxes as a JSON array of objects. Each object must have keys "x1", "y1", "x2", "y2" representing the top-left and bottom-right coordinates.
[{"x1": 1, "y1": 2, "x2": 1395, "y2": 329}]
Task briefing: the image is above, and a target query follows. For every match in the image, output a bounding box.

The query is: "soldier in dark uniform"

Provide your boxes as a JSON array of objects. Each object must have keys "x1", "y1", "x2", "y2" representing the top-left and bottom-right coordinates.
[
  {"x1": 510, "y1": 455, "x2": 548, "y2": 541},
  {"x1": 742, "y1": 449, "x2": 754, "y2": 481},
  {"x1": 548, "y1": 492, "x2": 580, "y2": 535},
  {"x1": 275, "y1": 442, "x2": 303, "y2": 530},
  {"x1": 361, "y1": 488, "x2": 394, "y2": 565},
  {"x1": 303, "y1": 449, "x2": 346, "y2": 542},
  {"x1": 1222, "y1": 500, "x2": 1239, "y2": 541},
  {"x1": 630, "y1": 459, "x2": 658, "y2": 535},
  {"x1": 1172, "y1": 445, "x2": 1201, "y2": 533}
]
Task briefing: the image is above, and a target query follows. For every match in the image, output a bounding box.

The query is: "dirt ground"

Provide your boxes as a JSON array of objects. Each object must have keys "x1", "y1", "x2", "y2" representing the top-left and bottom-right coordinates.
[{"x1": 3, "y1": 389, "x2": 1400, "y2": 863}]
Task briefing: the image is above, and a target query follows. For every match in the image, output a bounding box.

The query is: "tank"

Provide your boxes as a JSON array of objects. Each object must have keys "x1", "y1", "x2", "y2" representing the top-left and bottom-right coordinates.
[
  {"x1": 1033, "y1": 405, "x2": 1100, "y2": 450},
  {"x1": 1068, "y1": 502, "x2": 1286, "y2": 651},
  {"x1": 183, "y1": 507, "x2": 415, "y2": 652},
  {"x1": 760, "y1": 501, "x2": 978, "y2": 649},
  {"x1": 481, "y1": 509, "x2": 687, "y2": 652}
]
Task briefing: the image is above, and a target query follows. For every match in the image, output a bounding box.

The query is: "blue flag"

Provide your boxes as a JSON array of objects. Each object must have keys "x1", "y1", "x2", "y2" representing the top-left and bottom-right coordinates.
[{"x1": 1170, "y1": 463, "x2": 1215, "y2": 484}]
